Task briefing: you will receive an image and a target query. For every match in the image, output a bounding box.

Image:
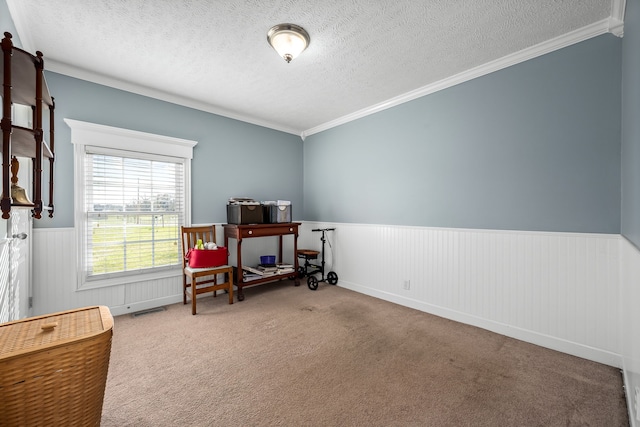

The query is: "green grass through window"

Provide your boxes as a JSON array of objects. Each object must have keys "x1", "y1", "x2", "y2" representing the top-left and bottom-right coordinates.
[{"x1": 89, "y1": 213, "x2": 181, "y2": 275}]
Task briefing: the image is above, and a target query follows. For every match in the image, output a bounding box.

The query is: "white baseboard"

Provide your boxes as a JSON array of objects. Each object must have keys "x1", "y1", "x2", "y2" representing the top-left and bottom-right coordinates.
[{"x1": 339, "y1": 280, "x2": 622, "y2": 368}]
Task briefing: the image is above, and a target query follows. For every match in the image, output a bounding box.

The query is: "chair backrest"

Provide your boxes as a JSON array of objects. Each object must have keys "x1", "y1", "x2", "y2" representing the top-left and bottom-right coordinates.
[{"x1": 180, "y1": 225, "x2": 216, "y2": 268}]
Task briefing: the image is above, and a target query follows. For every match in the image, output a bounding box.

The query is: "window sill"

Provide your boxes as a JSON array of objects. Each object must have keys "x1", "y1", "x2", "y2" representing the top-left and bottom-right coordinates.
[{"x1": 77, "y1": 267, "x2": 182, "y2": 291}]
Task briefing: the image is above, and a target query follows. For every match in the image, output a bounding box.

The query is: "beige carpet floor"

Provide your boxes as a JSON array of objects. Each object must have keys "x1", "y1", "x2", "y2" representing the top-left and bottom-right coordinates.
[{"x1": 101, "y1": 280, "x2": 629, "y2": 426}]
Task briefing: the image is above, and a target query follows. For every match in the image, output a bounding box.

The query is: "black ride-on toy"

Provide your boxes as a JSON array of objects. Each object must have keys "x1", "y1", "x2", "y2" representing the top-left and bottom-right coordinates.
[{"x1": 297, "y1": 228, "x2": 338, "y2": 290}]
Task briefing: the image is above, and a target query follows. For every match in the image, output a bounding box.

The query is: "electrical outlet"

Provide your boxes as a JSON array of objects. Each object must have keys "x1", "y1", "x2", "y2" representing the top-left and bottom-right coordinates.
[
  {"x1": 635, "y1": 387, "x2": 640, "y2": 421},
  {"x1": 403, "y1": 279, "x2": 410, "y2": 290}
]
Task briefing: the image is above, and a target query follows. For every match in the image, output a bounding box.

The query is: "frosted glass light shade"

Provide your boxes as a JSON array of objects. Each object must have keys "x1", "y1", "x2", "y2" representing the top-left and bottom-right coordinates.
[{"x1": 267, "y1": 24, "x2": 310, "y2": 63}]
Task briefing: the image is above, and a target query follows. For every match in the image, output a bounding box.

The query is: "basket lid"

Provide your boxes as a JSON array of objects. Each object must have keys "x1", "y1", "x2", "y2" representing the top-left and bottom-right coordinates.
[{"x1": 0, "y1": 306, "x2": 113, "y2": 360}]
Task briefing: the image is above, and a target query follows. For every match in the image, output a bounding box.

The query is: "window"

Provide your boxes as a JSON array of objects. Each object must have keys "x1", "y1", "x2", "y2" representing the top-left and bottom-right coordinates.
[
  {"x1": 85, "y1": 150, "x2": 183, "y2": 276},
  {"x1": 66, "y1": 119, "x2": 197, "y2": 289}
]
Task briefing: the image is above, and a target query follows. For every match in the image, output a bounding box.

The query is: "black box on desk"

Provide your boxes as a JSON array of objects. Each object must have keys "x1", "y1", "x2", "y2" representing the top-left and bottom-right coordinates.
[
  {"x1": 227, "y1": 204, "x2": 264, "y2": 224},
  {"x1": 262, "y1": 205, "x2": 272, "y2": 223}
]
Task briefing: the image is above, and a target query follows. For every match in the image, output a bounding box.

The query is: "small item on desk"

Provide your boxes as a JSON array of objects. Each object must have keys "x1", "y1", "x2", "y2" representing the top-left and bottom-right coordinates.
[
  {"x1": 260, "y1": 255, "x2": 276, "y2": 265},
  {"x1": 228, "y1": 197, "x2": 260, "y2": 205}
]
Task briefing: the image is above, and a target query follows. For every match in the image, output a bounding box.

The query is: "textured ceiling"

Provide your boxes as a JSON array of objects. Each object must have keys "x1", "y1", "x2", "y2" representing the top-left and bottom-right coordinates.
[{"x1": 7, "y1": 0, "x2": 624, "y2": 138}]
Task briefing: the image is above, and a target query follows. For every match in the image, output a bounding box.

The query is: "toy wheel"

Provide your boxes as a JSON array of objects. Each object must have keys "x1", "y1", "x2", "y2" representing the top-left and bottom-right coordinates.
[
  {"x1": 327, "y1": 271, "x2": 338, "y2": 285},
  {"x1": 307, "y1": 276, "x2": 319, "y2": 290}
]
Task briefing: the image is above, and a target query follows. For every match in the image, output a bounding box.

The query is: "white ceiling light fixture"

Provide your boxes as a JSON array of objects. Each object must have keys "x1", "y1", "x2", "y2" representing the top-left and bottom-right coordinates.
[{"x1": 267, "y1": 23, "x2": 310, "y2": 63}]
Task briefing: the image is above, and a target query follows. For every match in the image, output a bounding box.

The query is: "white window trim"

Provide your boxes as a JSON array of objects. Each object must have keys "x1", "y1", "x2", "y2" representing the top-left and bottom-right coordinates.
[{"x1": 66, "y1": 119, "x2": 197, "y2": 290}]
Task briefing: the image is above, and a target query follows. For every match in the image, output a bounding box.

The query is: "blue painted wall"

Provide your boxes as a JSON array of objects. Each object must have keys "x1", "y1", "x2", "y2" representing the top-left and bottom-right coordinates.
[
  {"x1": 38, "y1": 72, "x2": 303, "y2": 228},
  {"x1": 622, "y1": 0, "x2": 640, "y2": 248},
  {"x1": 1, "y1": 0, "x2": 626, "y2": 235},
  {"x1": 303, "y1": 34, "x2": 622, "y2": 233}
]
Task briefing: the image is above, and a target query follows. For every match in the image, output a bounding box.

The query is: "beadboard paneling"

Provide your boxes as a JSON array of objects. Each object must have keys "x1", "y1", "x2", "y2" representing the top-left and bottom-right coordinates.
[
  {"x1": 33, "y1": 224, "x2": 621, "y2": 366},
  {"x1": 32, "y1": 228, "x2": 182, "y2": 316},
  {"x1": 0, "y1": 238, "x2": 12, "y2": 323},
  {"x1": 621, "y1": 237, "x2": 640, "y2": 424},
  {"x1": 31, "y1": 226, "x2": 286, "y2": 317}
]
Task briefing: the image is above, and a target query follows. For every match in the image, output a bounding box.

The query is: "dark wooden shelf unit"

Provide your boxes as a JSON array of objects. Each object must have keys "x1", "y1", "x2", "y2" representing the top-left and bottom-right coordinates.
[
  {"x1": 1, "y1": 31, "x2": 55, "y2": 219},
  {"x1": 224, "y1": 223, "x2": 301, "y2": 301}
]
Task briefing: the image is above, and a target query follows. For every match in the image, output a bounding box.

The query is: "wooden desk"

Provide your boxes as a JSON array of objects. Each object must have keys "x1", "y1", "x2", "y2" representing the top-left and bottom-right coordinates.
[{"x1": 223, "y1": 223, "x2": 301, "y2": 301}]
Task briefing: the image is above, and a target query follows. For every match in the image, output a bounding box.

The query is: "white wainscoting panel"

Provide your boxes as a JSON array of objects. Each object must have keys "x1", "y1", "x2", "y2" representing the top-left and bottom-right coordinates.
[
  {"x1": 0, "y1": 238, "x2": 13, "y2": 323},
  {"x1": 32, "y1": 228, "x2": 183, "y2": 316},
  {"x1": 300, "y1": 222, "x2": 621, "y2": 367},
  {"x1": 33, "y1": 224, "x2": 622, "y2": 367},
  {"x1": 32, "y1": 225, "x2": 290, "y2": 317},
  {"x1": 621, "y1": 237, "x2": 640, "y2": 425}
]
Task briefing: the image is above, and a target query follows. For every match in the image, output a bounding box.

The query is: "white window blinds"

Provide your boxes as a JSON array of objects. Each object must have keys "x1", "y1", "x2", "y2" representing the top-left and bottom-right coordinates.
[{"x1": 84, "y1": 149, "x2": 185, "y2": 279}]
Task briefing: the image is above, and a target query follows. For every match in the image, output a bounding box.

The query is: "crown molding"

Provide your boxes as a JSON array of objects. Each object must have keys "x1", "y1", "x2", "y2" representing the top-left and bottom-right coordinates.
[
  {"x1": 611, "y1": 0, "x2": 627, "y2": 24},
  {"x1": 608, "y1": 0, "x2": 626, "y2": 37},
  {"x1": 301, "y1": 18, "x2": 620, "y2": 139}
]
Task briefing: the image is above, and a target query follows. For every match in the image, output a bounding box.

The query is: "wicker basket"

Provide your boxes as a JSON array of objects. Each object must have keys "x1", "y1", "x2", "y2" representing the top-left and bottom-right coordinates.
[{"x1": 0, "y1": 306, "x2": 113, "y2": 426}]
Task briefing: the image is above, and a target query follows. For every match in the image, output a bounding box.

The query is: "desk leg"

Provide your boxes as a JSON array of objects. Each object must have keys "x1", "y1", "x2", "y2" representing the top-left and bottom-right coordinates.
[
  {"x1": 294, "y1": 231, "x2": 300, "y2": 286},
  {"x1": 236, "y1": 238, "x2": 245, "y2": 301}
]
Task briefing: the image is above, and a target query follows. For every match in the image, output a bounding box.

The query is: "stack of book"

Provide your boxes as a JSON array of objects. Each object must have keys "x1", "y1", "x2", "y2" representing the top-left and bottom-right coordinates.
[
  {"x1": 275, "y1": 263, "x2": 295, "y2": 275},
  {"x1": 242, "y1": 263, "x2": 296, "y2": 281}
]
